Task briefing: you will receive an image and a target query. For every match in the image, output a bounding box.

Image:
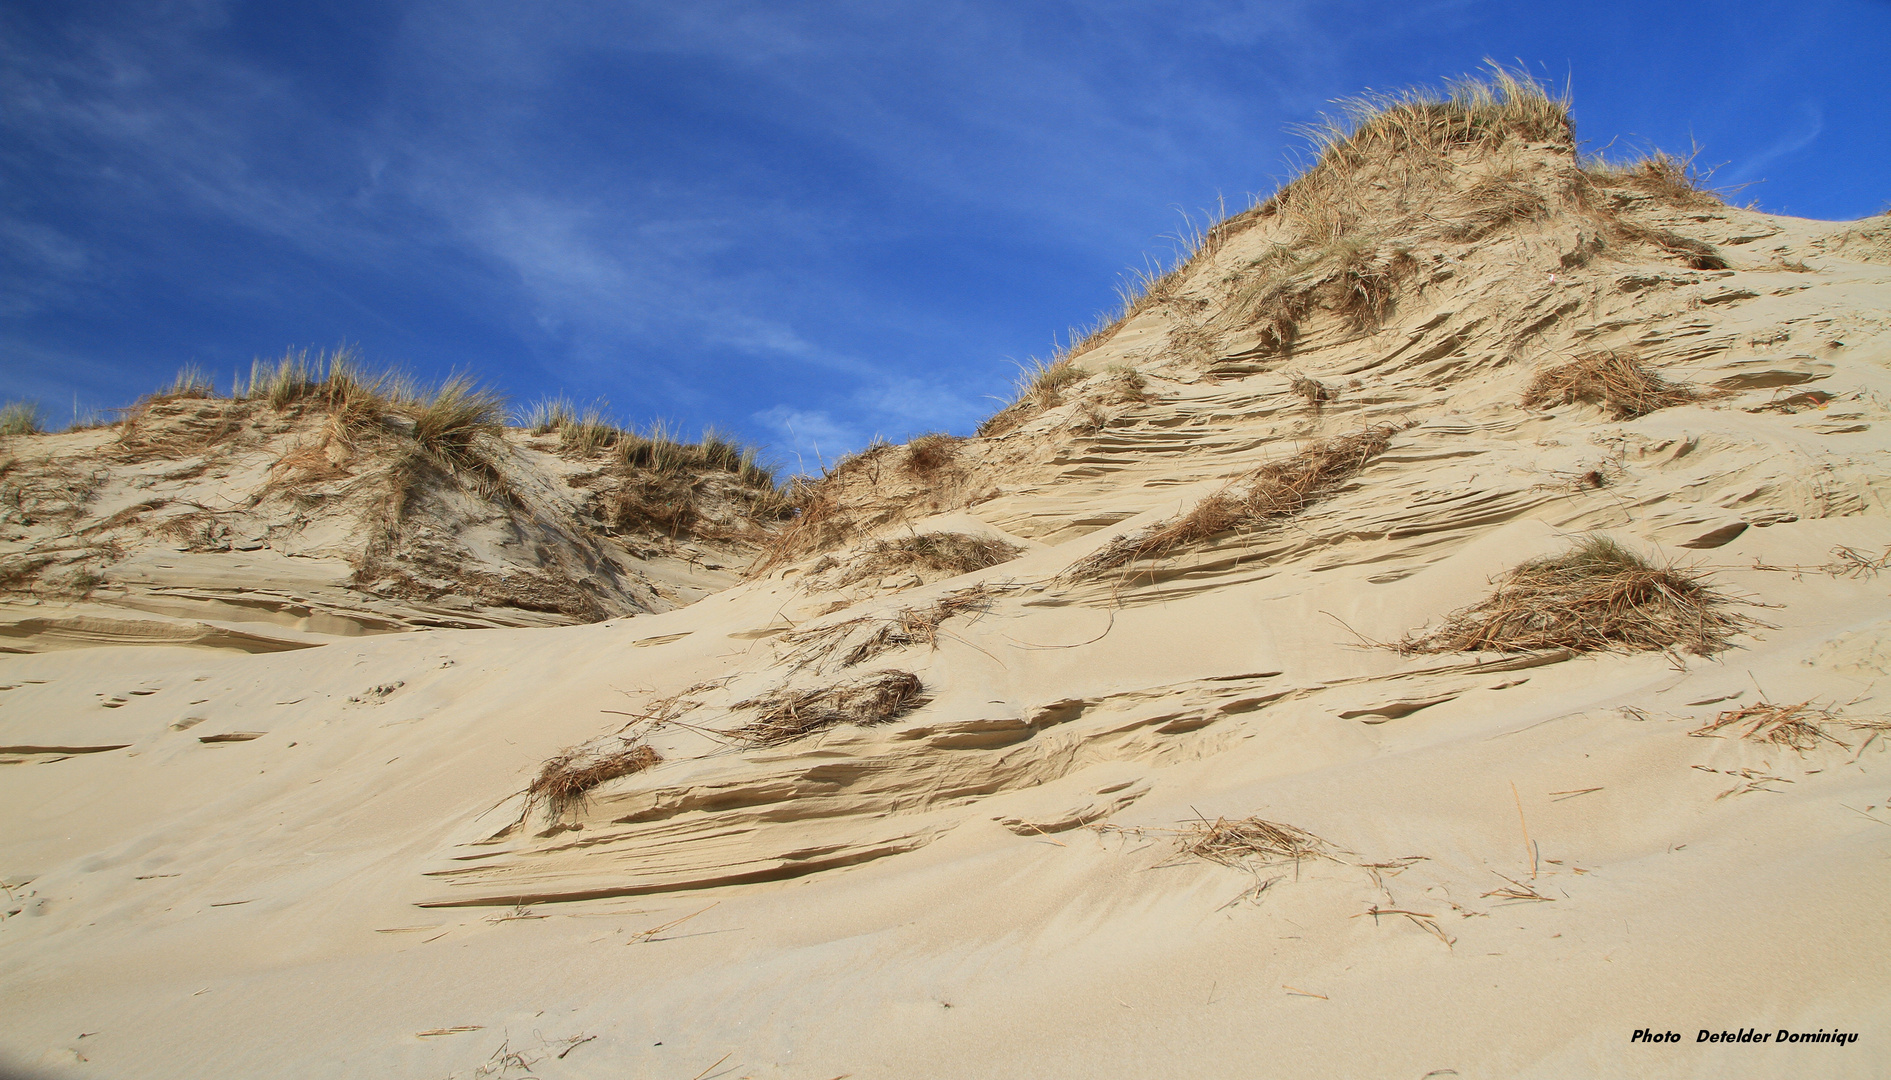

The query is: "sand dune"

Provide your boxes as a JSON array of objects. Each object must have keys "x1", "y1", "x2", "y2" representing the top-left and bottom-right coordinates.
[{"x1": 4, "y1": 75, "x2": 1890, "y2": 1078}]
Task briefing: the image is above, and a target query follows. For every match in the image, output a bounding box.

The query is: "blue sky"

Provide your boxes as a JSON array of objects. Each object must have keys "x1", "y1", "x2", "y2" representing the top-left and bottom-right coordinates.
[{"x1": 3, "y1": 1, "x2": 1887, "y2": 470}]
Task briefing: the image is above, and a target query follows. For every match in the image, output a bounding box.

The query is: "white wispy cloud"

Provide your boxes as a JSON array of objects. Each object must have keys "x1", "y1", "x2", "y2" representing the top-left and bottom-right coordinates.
[{"x1": 1720, "y1": 101, "x2": 1824, "y2": 187}]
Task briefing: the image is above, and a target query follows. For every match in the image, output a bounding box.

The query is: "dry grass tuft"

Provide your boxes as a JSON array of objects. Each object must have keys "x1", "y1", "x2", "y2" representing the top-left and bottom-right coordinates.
[
  {"x1": 750, "y1": 478, "x2": 848, "y2": 574},
  {"x1": 0, "y1": 401, "x2": 43, "y2": 436},
  {"x1": 1328, "y1": 241, "x2": 1421, "y2": 330},
  {"x1": 733, "y1": 670, "x2": 929, "y2": 745},
  {"x1": 269, "y1": 443, "x2": 350, "y2": 485},
  {"x1": 901, "y1": 433, "x2": 961, "y2": 476},
  {"x1": 161, "y1": 364, "x2": 217, "y2": 400},
  {"x1": 1070, "y1": 427, "x2": 1391, "y2": 579},
  {"x1": 1174, "y1": 816, "x2": 1329, "y2": 869},
  {"x1": 1521, "y1": 351, "x2": 1701, "y2": 420},
  {"x1": 1067, "y1": 402, "x2": 1109, "y2": 435},
  {"x1": 834, "y1": 531, "x2": 1022, "y2": 587},
  {"x1": 1401, "y1": 535, "x2": 1755, "y2": 656},
  {"x1": 527, "y1": 740, "x2": 662, "y2": 819},
  {"x1": 1232, "y1": 239, "x2": 1417, "y2": 354},
  {"x1": 596, "y1": 475, "x2": 703, "y2": 536},
  {"x1": 1445, "y1": 172, "x2": 1555, "y2": 242},
  {"x1": 1289, "y1": 375, "x2": 1334, "y2": 409},
  {"x1": 402, "y1": 373, "x2": 507, "y2": 475},
  {"x1": 112, "y1": 396, "x2": 249, "y2": 461},
  {"x1": 978, "y1": 358, "x2": 1084, "y2": 437},
  {"x1": 1100, "y1": 364, "x2": 1151, "y2": 404}
]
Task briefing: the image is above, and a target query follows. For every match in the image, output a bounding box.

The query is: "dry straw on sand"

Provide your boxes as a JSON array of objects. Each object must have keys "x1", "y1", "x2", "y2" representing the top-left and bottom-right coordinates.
[
  {"x1": 527, "y1": 740, "x2": 662, "y2": 819},
  {"x1": 830, "y1": 531, "x2": 1022, "y2": 586},
  {"x1": 1401, "y1": 535, "x2": 1754, "y2": 656},
  {"x1": 733, "y1": 670, "x2": 929, "y2": 745},
  {"x1": 1070, "y1": 426, "x2": 1392, "y2": 579},
  {"x1": 780, "y1": 585, "x2": 995, "y2": 672},
  {"x1": 1522, "y1": 350, "x2": 1702, "y2": 420},
  {"x1": 1174, "y1": 816, "x2": 1330, "y2": 869},
  {"x1": 1689, "y1": 700, "x2": 1888, "y2": 754}
]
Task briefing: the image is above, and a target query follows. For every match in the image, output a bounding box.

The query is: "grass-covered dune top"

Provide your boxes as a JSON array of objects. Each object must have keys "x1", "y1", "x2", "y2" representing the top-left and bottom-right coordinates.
[
  {"x1": 0, "y1": 348, "x2": 786, "y2": 631},
  {"x1": 752, "y1": 64, "x2": 1760, "y2": 574},
  {"x1": 113, "y1": 349, "x2": 779, "y2": 491}
]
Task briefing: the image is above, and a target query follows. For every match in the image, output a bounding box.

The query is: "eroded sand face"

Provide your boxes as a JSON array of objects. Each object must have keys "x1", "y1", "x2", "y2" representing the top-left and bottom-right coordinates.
[{"x1": 5, "y1": 109, "x2": 1891, "y2": 1078}]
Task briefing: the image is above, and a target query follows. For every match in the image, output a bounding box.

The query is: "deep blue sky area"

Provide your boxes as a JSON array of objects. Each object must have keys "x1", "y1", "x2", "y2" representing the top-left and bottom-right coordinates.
[{"x1": 3, "y1": 1, "x2": 1887, "y2": 469}]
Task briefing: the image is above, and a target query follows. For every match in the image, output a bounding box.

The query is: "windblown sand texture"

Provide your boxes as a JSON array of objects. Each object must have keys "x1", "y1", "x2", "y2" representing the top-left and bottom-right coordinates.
[{"x1": 5, "y1": 73, "x2": 1891, "y2": 1078}]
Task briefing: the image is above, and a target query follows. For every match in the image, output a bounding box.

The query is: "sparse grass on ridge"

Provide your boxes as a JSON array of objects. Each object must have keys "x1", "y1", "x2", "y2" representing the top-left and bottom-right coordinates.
[
  {"x1": 1581, "y1": 147, "x2": 1725, "y2": 210},
  {"x1": 162, "y1": 364, "x2": 216, "y2": 400},
  {"x1": 977, "y1": 356, "x2": 1084, "y2": 437},
  {"x1": 517, "y1": 398, "x2": 775, "y2": 489},
  {"x1": 969, "y1": 64, "x2": 1569, "y2": 436},
  {"x1": 970, "y1": 62, "x2": 1734, "y2": 441},
  {"x1": 522, "y1": 396, "x2": 578, "y2": 435}
]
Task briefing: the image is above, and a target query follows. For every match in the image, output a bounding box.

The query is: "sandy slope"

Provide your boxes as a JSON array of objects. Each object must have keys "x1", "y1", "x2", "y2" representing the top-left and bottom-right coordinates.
[{"x1": 4, "y1": 107, "x2": 1891, "y2": 1078}]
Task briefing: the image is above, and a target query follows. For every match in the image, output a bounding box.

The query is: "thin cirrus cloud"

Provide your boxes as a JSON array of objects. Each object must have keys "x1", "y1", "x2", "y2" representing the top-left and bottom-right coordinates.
[
  {"x1": 1719, "y1": 102, "x2": 1826, "y2": 189},
  {"x1": 2, "y1": 0, "x2": 1887, "y2": 469}
]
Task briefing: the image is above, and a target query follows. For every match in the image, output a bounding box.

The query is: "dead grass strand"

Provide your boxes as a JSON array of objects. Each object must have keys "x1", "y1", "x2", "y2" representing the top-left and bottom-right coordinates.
[{"x1": 1690, "y1": 700, "x2": 1852, "y2": 754}]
